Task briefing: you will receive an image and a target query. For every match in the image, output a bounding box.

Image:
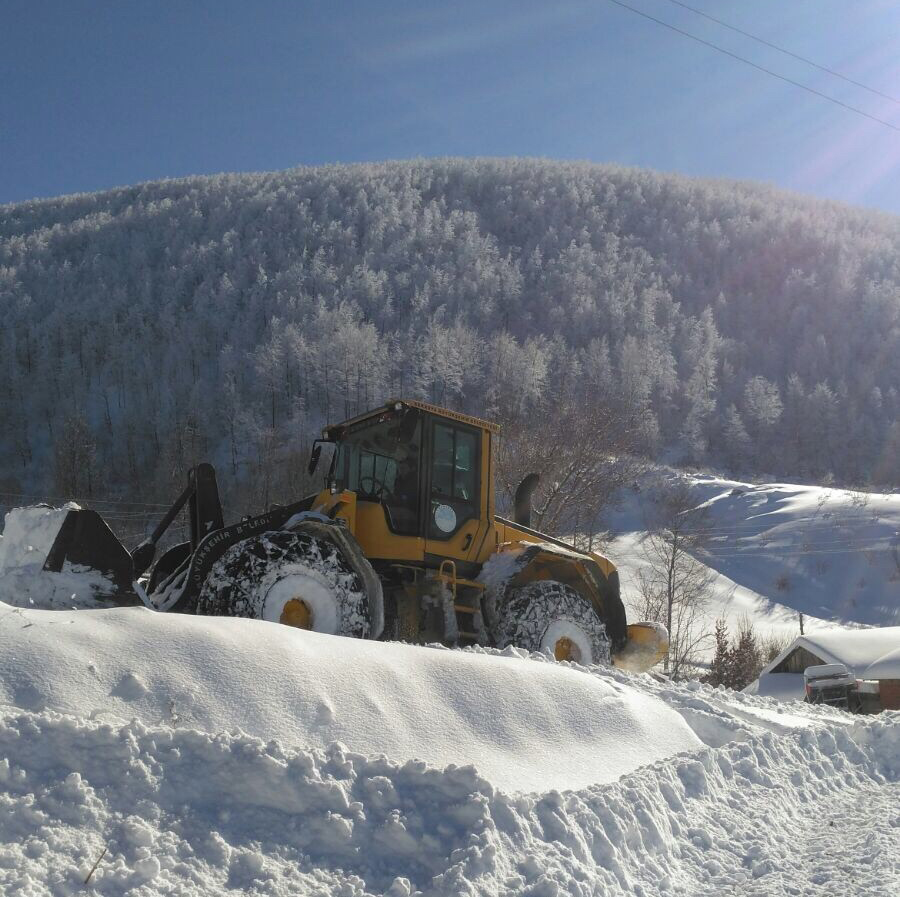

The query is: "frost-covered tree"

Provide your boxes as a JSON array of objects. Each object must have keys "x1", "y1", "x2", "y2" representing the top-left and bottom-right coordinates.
[
  {"x1": 721, "y1": 405, "x2": 752, "y2": 473},
  {"x1": 0, "y1": 157, "x2": 897, "y2": 512}
]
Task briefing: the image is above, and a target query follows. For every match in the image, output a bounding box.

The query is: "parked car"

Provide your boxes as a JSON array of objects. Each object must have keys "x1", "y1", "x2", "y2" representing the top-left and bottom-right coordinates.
[{"x1": 804, "y1": 663, "x2": 860, "y2": 711}]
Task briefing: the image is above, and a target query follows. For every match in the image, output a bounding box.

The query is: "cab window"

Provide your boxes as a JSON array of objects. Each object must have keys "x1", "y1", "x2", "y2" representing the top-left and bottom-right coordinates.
[
  {"x1": 429, "y1": 422, "x2": 478, "y2": 538},
  {"x1": 331, "y1": 409, "x2": 421, "y2": 535}
]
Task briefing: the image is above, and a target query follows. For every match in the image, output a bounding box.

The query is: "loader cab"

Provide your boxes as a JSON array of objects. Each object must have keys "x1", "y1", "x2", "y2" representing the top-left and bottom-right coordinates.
[{"x1": 319, "y1": 400, "x2": 497, "y2": 566}]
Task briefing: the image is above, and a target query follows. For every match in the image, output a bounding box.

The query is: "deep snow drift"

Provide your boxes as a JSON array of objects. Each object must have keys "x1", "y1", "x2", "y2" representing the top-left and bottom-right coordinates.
[
  {"x1": 2, "y1": 703, "x2": 896, "y2": 896},
  {"x1": 1, "y1": 485, "x2": 899, "y2": 895},
  {"x1": 0, "y1": 602, "x2": 700, "y2": 793}
]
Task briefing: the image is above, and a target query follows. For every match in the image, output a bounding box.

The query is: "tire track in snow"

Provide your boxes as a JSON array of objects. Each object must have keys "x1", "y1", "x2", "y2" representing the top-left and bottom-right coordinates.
[{"x1": 783, "y1": 783, "x2": 900, "y2": 897}]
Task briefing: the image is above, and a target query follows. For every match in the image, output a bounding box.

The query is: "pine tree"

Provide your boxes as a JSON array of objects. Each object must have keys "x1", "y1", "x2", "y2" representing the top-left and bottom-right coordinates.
[
  {"x1": 706, "y1": 619, "x2": 732, "y2": 687},
  {"x1": 722, "y1": 405, "x2": 751, "y2": 473},
  {"x1": 729, "y1": 618, "x2": 763, "y2": 690}
]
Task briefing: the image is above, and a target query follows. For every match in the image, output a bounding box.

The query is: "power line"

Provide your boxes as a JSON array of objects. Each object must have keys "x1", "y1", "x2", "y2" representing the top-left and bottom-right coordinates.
[
  {"x1": 612, "y1": 513, "x2": 895, "y2": 537},
  {"x1": 699, "y1": 544, "x2": 895, "y2": 557},
  {"x1": 611, "y1": 533, "x2": 900, "y2": 553},
  {"x1": 611, "y1": 543, "x2": 895, "y2": 560},
  {"x1": 604, "y1": 0, "x2": 900, "y2": 133},
  {"x1": 0, "y1": 490, "x2": 171, "y2": 508},
  {"x1": 673, "y1": 523, "x2": 892, "y2": 538},
  {"x1": 661, "y1": 0, "x2": 900, "y2": 106}
]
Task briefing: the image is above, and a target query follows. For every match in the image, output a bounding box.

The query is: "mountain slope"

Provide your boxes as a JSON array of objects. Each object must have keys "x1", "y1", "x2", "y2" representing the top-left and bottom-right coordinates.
[{"x1": 1, "y1": 158, "x2": 899, "y2": 510}]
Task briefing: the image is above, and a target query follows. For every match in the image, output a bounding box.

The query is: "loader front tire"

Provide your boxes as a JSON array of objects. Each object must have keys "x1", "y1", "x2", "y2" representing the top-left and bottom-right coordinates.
[
  {"x1": 492, "y1": 580, "x2": 610, "y2": 666},
  {"x1": 195, "y1": 530, "x2": 372, "y2": 638}
]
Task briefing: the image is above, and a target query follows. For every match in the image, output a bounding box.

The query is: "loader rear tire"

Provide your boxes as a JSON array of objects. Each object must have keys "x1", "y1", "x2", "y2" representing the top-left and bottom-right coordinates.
[
  {"x1": 492, "y1": 580, "x2": 610, "y2": 666},
  {"x1": 195, "y1": 530, "x2": 372, "y2": 638}
]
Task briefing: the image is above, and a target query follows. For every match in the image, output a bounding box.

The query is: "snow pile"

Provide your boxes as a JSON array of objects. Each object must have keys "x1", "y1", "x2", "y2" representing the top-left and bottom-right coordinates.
[
  {"x1": 0, "y1": 564, "x2": 116, "y2": 611},
  {"x1": 0, "y1": 503, "x2": 74, "y2": 572},
  {"x1": 633, "y1": 673, "x2": 851, "y2": 746},
  {"x1": 0, "y1": 602, "x2": 700, "y2": 793},
  {"x1": 1, "y1": 547, "x2": 898, "y2": 894},
  {"x1": 0, "y1": 703, "x2": 896, "y2": 896}
]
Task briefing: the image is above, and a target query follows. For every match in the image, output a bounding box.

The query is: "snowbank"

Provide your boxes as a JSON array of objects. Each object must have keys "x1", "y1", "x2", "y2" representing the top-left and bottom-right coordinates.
[
  {"x1": 0, "y1": 602, "x2": 700, "y2": 793},
  {"x1": 1, "y1": 545, "x2": 897, "y2": 894},
  {"x1": 0, "y1": 704, "x2": 895, "y2": 896},
  {"x1": 0, "y1": 503, "x2": 75, "y2": 572}
]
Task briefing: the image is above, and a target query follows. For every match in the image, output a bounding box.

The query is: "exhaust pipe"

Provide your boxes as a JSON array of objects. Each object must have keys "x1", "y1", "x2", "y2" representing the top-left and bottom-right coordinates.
[{"x1": 513, "y1": 473, "x2": 541, "y2": 528}]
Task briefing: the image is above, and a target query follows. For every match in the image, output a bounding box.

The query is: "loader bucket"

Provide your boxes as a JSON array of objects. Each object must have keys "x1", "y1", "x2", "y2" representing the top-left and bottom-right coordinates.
[
  {"x1": 42, "y1": 508, "x2": 139, "y2": 603},
  {"x1": 612, "y1": 621, "x2": 669, "y2": 673}
]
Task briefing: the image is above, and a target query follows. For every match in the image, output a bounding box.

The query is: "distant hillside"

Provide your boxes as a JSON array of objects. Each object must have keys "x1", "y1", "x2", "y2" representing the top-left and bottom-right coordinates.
[
  {"x1": 1, "y1": 158, "x2": 899, "y2": 507},
  {"x1": 607, "y1": 473, "x2": 900, "y2": 650}
]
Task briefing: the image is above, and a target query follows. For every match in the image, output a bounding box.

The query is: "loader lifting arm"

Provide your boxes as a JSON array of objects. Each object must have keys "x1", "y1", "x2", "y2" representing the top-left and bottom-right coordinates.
[{"x1": 131, "y1": 463, "x2": 224, "y2": 575}]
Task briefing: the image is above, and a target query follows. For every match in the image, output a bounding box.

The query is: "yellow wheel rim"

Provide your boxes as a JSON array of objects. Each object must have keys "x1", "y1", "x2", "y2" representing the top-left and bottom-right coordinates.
[
  {"x1": 554, "y1": 636, "x2": 579, "y2": 662},
  {"x1": 280, "y1": 598, "x2": 313, "y2": 630}
]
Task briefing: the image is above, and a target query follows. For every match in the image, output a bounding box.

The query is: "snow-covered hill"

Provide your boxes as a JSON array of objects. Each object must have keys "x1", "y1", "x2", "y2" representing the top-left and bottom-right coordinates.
[
  {"x1": 1, "y1": 592, "x2": 898, "y2": 895},
  {"x1": 3, "y1": 158, "x2": 899, "y2": 503},
  {"x1": 607, "y1": 474, "x2": 900, "y2": 651}
]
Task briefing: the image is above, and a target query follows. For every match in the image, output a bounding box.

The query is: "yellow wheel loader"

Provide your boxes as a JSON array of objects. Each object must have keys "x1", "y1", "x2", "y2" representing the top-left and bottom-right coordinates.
[{"x1": 37, "y1": 399, "x2": 667, "y2": 670}]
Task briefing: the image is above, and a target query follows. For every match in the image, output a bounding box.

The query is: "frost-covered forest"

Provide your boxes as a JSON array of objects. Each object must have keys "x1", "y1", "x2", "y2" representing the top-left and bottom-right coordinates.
[{"x1": 1, "y1": 157, "x2": 899, "y2": 514}]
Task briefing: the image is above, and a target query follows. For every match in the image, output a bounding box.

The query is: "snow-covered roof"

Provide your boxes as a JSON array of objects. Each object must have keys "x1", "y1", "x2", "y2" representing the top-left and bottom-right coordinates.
[
  {"x1": 761, "y1": 626, "x2": 900, "y2": 677},
  {"x1": 863, "y1": 646, "x2": 900, "y2": 680}
]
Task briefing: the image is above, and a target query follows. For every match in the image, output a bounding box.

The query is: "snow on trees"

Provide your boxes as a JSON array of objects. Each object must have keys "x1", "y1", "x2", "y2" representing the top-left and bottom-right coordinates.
[{"x1": 0, "y1": 157, "x2": 898, "y2": 516}]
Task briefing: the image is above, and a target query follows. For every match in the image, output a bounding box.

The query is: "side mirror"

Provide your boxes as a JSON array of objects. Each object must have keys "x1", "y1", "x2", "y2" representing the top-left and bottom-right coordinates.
[{"x1": 307, "y1": 443, "x2": 323, "y2": 476}]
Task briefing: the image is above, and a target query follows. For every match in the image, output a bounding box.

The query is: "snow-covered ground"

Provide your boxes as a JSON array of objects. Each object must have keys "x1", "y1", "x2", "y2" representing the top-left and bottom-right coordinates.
[
  {"x1": 3, "y1": 696, "x2": 896, "y2": 896},
  {"x1": 607, "y1": 474, "x2": 900, "y2": 651},
  {"x1": 0, "y1": 595, "x2": 898, "y2": 896},
  {"x1": 0, "y1": 485, "x2": 898, "y2": 894}
]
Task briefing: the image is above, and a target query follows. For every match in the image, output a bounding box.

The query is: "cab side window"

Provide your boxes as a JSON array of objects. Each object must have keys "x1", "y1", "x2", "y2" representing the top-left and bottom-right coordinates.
[{"x1": 430, "y1": 423, "x2": 478, "y2": 538}]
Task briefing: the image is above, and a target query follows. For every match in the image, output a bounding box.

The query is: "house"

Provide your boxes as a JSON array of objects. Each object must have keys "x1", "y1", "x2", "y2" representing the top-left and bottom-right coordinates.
[
  {"x1": 746, "y1": 626, "x2": 900, "y2": 709},
  {"x1": 862, "y1": 647, "x2": 900, "y2": 709}
]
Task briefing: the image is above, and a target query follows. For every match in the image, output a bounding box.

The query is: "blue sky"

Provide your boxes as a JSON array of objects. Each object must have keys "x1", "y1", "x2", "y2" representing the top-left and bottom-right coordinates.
[{"x1": 3, "y1": 0, "x2": 900, "y2": 212}]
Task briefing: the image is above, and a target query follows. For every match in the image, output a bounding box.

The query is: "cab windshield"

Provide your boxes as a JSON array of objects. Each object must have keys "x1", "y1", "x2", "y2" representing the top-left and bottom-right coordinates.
[{"x1": 330, "y1": 408, "x2": 421, "y2": 535}]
